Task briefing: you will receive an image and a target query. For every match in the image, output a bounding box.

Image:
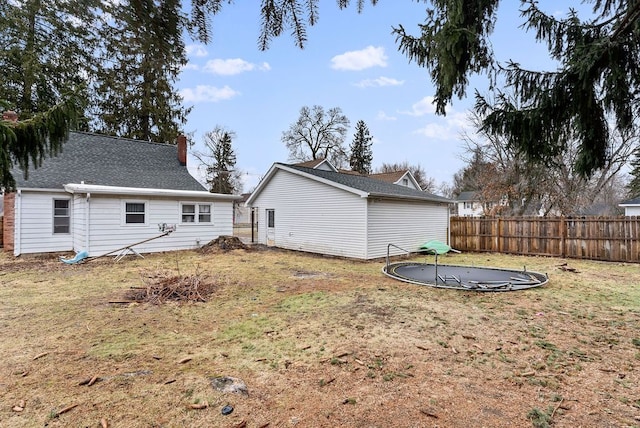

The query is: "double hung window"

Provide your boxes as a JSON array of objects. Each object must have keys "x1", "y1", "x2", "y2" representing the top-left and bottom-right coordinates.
[{"x1": 53, "y1": 199, "x2": 70, "y2": 234}]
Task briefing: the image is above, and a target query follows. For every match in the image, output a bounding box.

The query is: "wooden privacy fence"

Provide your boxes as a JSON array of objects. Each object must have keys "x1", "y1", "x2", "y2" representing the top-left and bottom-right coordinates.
[{"x1": 450, "y1": 216, "x2": 640, "y2": 263}]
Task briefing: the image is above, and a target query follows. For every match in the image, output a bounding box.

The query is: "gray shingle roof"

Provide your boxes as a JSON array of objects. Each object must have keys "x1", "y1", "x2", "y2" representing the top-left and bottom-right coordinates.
[
  {"x1": 621, "y1": 196, "x2": 640, "y2": 205},
  {"x1": 12, "y1": 131, "x2": 206, "y2": 191},
  {"x1": 455, "y1": 191, "x2": 478, "y2": 202},
  {"x1": 284, "y1": 163, "x2": 452, "y2": 203}
]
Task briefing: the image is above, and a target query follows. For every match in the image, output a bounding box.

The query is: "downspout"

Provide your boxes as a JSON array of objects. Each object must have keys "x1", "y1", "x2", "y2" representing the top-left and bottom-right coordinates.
[
  {"x1": 14, "y1": 190, "x2": 21, "y2": 256},
  {"x1": 447, "y1": 204, "x2": 451, "y2": 245},
  {"x1": 85, "y1": 193, "x2": 90, "y2": 253}
]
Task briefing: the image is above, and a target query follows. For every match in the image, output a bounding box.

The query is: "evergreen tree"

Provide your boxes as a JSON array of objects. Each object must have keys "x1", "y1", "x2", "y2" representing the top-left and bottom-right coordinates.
[
  {"x1": 392, "y1": 0, "x2": 640, "y2": 177},
  {"x1": 194, "y1": 126, "x2": 240, "y2": 194},
  {"x1": 0, "y1": 0, "x2": 99, "y2": 120},
  {"x1": 1, "y1": 98, "x2": 80, "y2": 190},
  {"x1": 628, "y1": 147, "x2": 640, "y2": 198},
  {"x1": 349, "y1": 120, "x2": 373, "y2": 175},
  {"x1": 94, "y1": 0, "x2": 189, "y2": 143}
]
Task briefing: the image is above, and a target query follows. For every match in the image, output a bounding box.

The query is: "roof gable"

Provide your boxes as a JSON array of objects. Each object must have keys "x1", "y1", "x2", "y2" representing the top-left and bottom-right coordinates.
[
  {"x1": 292, "y1": 158, "x2": 337, "y2": 171},
  {"x1": 247, "y1": 162, "x2": 452, "y2": 205},
  {"x1": 370, "y1": 170, "x2": 421, "y2": 189},
  {"x1": 11, "y1": 131, "x2": 206, "y2": 192}
]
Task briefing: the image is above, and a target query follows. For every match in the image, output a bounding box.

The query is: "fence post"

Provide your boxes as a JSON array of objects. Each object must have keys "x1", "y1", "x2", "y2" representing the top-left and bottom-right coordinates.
[
  {"x1": 560, "y1": 216, "x2": 566, "y2": 258},
  {"x1": 497, "y1": 217, "x2": 502, "y2": 253}
]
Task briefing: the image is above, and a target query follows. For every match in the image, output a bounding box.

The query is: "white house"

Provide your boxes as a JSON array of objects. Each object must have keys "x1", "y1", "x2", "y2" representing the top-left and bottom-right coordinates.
[
  {"x1": 245, "y1": 160, "x2": 452, "y2": 260},
  {"x1": 619, "y1": 196, "x2": 640, "y2": 216},
  {"x1": 455, "y1": 191, "x2": 486, "y2": 217},
  {"x1": 3, "y1": 131, "x2": 240, "y2": 257},
  {"x1": 369, "y1": 170, "x2": 422, "y2": 190}
]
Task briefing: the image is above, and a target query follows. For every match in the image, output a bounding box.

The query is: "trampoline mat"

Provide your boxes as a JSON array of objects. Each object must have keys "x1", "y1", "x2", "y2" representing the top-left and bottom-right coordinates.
[{"x1": 384, "y1": 262, "x2": 548, "y2": 291}]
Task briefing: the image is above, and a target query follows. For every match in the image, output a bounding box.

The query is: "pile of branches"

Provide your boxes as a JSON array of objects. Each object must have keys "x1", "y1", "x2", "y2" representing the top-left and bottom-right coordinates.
[{"x1": 126, "y1": 268, "x2": 217, "y2": 304}]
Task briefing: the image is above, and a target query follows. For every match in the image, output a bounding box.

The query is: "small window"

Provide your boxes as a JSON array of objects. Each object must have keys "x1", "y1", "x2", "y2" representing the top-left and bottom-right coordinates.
[
  {"x1": 402, "y1": 178, "x2": 409, "y2": 186},
  {"x1": 125, "y1": 202, "x2": 146, "y2": 224},
  {"x1": 182, "y1": 204, "x2": 196, "y2": 223},
  {"x1": 267, "y1": 209, "x2": 275, "y2": 228},
  {"x1": 53, "y1": 199, "x2": 70, "y2": 234},
  {"x1": 198, "y1": 204, "x2": 211, "y2": 223}
]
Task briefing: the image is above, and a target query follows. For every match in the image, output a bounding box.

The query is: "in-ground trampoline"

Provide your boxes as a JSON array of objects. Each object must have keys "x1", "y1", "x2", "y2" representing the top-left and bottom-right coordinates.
[{"x1": 383, "y1": 243, "x2": 549, "y2": 291}]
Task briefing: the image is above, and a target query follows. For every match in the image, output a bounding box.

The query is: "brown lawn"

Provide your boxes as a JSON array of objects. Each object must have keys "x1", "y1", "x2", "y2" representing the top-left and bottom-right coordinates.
[{"x1": 0, "y1": 245, "x2": 639, "y2": 428}]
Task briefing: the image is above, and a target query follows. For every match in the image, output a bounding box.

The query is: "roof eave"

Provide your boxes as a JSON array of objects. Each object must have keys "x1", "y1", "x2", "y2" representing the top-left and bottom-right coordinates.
[
  {"x1": 63, "y1": 183, "x2": 241, "y2": 200},
  {"x1": 368, "y1": 192, "x2": 453, "y2": 204}
]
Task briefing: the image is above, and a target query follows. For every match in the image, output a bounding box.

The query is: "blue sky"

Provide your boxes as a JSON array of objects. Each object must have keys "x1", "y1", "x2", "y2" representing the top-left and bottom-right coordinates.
[{"x1": 177, "y1": 1, "x2": 578, "y2": 192}]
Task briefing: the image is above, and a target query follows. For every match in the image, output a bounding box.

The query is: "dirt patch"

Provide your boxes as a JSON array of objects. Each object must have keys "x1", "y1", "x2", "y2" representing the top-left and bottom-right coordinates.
[
  {"x1": 1, "y1": 250, "x2": 639, "y2": 427},
  {"x1": 199, "y1": 235, "x2": 248, "y2": 253}
]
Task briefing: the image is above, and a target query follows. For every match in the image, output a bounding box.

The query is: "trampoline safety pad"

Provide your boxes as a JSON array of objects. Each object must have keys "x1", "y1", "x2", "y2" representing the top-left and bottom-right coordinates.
[{"x1": 383, "y1": 262, "x2": 548, "y2": 291}]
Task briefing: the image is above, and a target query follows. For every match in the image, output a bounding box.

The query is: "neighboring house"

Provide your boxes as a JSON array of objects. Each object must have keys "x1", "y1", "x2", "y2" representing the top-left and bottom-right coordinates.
[
  {"x1": 245, "y1": 160, "x2": 453, "y2": 260},
  {"x1": 338, "y1": 167, "x2": 422, "y2": 190},
  {"x1": 369, "y1": 170, "x2": 422, "y2": 190},
  {"x1": 3, "y1": 131, "x2": 240, "y2": 257},
  {"x1": 455, "y1": 191, "x2": 511, "y2": 216},
  {"x1": 455, "y1": 191, "x2": 485, "y2": 217},
  {"x1": 619, "y1": 196, "x2": 640, "y2": 216}
]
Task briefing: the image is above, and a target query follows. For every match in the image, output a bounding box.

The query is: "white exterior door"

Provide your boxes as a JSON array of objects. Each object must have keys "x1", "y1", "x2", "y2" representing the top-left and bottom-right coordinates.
[{"x1": 266, "y1": 209, "x2": 275, "y2": 246}]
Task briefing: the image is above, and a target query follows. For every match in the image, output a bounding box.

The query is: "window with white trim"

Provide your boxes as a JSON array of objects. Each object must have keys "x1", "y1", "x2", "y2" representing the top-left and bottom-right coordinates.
[
  {"x1": 198, "y1": 204, "x2": 211, "y2": 223},
  {"x1": 267, "y1": 209, "x2": 275, "y2": 228},
  {"x1": 53, "y1": 199, "x2": 70, "y2": 234},
  {"x1": 125, "y1": 202, "x2": 146, "y2": 224},
  {"x1": 181, "y1": 203, "x2": 212, "y2": 224}
]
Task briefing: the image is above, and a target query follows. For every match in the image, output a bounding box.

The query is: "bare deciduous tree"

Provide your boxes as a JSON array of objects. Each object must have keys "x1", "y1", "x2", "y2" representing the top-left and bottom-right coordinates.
[{"x1": 282, "y1": 105, "x2": 350, "y2": 167}]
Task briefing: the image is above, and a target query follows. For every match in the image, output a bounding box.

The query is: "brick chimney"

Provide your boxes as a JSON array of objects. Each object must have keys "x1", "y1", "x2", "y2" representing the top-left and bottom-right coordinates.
[
  {"x1": 177, "y1": 134, "x2": 187, "y2": 166},
  {"x1": 2, "y1": 111, "x2": 18, "y2": 123}
]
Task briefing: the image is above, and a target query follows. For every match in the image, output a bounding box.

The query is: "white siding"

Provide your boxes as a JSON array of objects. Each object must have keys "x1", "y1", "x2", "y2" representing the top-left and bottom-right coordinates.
[
  {"x1": 72, "y1": 194, "x2": 87, "y2": 251},
  {"x1": 367, "y1": 198, "x2": 449, "y2": 259},
  {"x1": 457, "y1": 201, "x2": 484, "y2": 217},
  {"x1": 14, "y1": 191, "x2": 234, "y2": 256},
  {"x1": 16, "y1": 191, "x2": 74, "y2": 254},
  {"x1": 251, "y1": 169, "x2": 368, "y2": 258},
  {"x1": 85, "y1": 195, "x2": 234, "y2": 257},
  {"x1": 624, "y1": 206, "x2": 640, "y2": 216}
]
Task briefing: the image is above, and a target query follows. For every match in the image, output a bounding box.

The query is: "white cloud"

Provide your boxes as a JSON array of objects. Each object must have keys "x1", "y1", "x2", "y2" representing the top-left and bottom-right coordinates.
[
  {"x1": 355, "y1": 76, "x2": 404, "y2": 88},
  {"x1": 401, "y1": 96, "x2": 437, "y2": 117},
  {"x1": 412, "y1": 111, "x2": 475, "y2": 141},
  {"x1": 331, "y1": 46, "x2": 388, "y2": 71},
  {"x1": 376, "y1": 110, "x2": 397, "y2": 121},
  {"x1": 203, "y1": 58, "x2": 270, "y2": 75},
  {"x1": 180, "y1": 85, "x2": 239, "y2": 103},
  {"x1": 186, "y1": 44, "x2": 208, "y2": 57},
  {"x1": 413, "y1": 123, "x2": 451, "y2": 139}
]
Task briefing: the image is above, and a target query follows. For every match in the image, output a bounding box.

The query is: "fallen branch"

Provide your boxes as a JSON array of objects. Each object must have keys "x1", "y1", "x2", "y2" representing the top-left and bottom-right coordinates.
[
  {"x1": 188, "y1": 400, "x2": 209, "y2": 410},
  {"x1": 550, "y1": 397, "x2": 565, "y2": 420},
  {"x1": 56, "y1": 403, "x2": 78, "y2": 416}
]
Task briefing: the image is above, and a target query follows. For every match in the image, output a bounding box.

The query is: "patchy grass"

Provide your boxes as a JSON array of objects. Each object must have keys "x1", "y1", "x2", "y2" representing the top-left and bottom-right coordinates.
[{"x1": 0, "y1": 249, "x2": 639, "y2": 427}]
